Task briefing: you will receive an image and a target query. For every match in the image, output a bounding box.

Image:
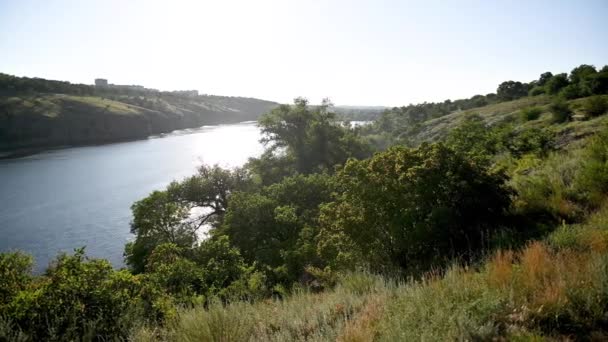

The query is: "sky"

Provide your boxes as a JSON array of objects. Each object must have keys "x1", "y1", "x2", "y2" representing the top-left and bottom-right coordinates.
[{"x1": 0, "y1": 0, "x2": 607, "y2": 106}]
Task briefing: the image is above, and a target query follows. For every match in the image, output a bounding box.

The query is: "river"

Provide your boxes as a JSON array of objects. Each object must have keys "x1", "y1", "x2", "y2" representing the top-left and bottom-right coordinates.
[{"x1": 0, "y1": 122, "x2": 264, "y2": 273}]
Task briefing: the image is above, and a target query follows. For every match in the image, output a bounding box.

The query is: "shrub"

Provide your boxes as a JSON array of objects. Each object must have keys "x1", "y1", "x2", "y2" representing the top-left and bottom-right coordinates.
[
  {"x1": 582, "y1": 96, "x2": 608, "y2": 118},
  {"x1": 545, "y1": 73, "x2": 570, "y2": 95},
  {"x1": 1, "y1": 249, "x2": 145, "y2": 341},
  {"x1": 0, "y1": 252, "x2": 32, "y2": 306},
  {"x1": 575, "y1": 127, "x2": 608, "y2": 205},
  {"x1": 507, "y1": 128, "x2": 553, "y2": 157},
  {"x1": 510, "y1": 149, "x2": 584, "y2": 222},
  {"x1": 549, "y1": 100, "x2": 572, "y2": 123},
  {"x1": 528, "y1": 86, "x2": 545, "y2": 96},
  {"x1": 320, "y1": 143, "x2": 512, "y2": 273},
  {"x1": 519, "y1": 107, "x2": 542, "y2": 121},
  {"x1": 559, "y1": 83, "x2": 583, "y2": 99}
]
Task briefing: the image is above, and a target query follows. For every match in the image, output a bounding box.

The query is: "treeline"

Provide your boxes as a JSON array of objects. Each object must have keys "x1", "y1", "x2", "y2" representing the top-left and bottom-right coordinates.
[
  {"x1": 2, "y1": 65, "x2": 608, "y2": 340},
  {"x1": 0, "y1": 73, "x2": 276, "y2": 102},
  {"x1": 373, "y1": 64, "x2": 608, "y2": 140}
]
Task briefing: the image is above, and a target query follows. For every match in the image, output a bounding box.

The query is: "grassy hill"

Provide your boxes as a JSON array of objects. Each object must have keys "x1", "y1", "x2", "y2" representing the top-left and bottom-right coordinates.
[
  {"x1": 127, "y1": 94, "x2": 608, "y2": 341},
  {"x1": 2, "y1": 66, "x2": 608, "y2": 341},
  {"x1": 0, "y1": 74, "x2": 278, "y2": 155},
  {"x1": 394, "y1": 94, "x2": 608, "y2": 147}
]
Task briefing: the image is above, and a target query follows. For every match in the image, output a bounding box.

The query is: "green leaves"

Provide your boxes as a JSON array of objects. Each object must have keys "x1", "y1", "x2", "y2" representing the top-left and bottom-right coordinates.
[
  {"x1": 320, "y1": 143, "x2": 511, "y2": 273},
  {"x1": 258, "y1": 98, "x2": 371, "y2": 174}
]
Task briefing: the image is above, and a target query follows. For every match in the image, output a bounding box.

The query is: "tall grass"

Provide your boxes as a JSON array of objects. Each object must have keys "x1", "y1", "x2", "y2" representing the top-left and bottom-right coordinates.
[
  {"x1": 378, "y1": 205, "x2": 608, "y2": 340},
  {"x1": 134, "y1": 273, "x2": 391, "y2": 342}
]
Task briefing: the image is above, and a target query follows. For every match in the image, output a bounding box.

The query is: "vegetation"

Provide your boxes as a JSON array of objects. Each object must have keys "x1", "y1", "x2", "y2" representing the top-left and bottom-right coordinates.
[
  {"x1": 583, "y1": 95, "x2": 608, "y2": 118},
  {"x1": 549, "y1": 99, "x2": 573, "y2": 123},
  {"x1": 0, "y1": 73, "x2": 277, "y2": 154},
  {"x1": 519, "y1": 106, "x2": 543, "y2": 121},
  {"x1": 2, "y1": 63, "x2": 608, "y2": 340}
]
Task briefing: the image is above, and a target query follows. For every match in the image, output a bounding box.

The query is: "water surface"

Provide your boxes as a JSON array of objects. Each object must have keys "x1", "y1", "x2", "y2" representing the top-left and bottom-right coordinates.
[{"x1": 0, "y1": 122, "x2": 263, "y2": 272}]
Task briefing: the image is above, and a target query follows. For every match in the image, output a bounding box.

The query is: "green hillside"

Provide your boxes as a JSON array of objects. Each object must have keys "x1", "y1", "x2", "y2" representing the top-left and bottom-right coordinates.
[
  {"x1": 0, "y1": 73, "x2": 278, "y2": 155},
  {"x1": 2, "y1": 64, "x2": 608, "y2": 341}
]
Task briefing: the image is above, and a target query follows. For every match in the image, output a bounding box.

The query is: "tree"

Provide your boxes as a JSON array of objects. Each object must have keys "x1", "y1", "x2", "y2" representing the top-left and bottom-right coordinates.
[
  {"x1": 258, "y1": 98, "x2": 371, "y2": 174},
  {"x1": 538, "y1": 72, "x2": 553, "y2": 86},
  {"x1": 126, "y1": 165, "x2": 251, "y2": 273},
  {"x1": 126, "y1": 191, "x2": 194, "y2": 273},
  {"x1": 496, "y1": 81, "x2": 529, "y2": 101},
  {"x1": 588, "y1": 68, "x2": 608, "y2": 95},
  {"x1": 219, "y1": 173, "x2": 333, "y2": 281},
  {"x1": 445, "y1": 114, "x2": 500, "y2": 166},
  {"x1": 569, "y1": 64, "x2": 597, "y2": 84},
  {"x1": 545, "y1": 73, "x2": 570, "y2": 95},
  {"x1": 319, "y1": 144, "x2": 511, "y2": 273}
]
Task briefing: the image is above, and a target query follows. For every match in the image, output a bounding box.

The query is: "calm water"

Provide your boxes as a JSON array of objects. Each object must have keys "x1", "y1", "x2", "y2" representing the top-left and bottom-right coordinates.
[{"x1": 0, "y1": 122, "x2": 264, "y2": 272}]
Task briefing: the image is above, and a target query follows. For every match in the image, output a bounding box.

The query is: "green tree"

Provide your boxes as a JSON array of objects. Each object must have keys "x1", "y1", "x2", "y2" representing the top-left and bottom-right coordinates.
[
  {"x1": 258, "y1": 98, "x2": 371, "y2": 174},
  {"x1": 126, "y1": 191, "x2": 193, "y2": 273},
  {"x1": 126, "y1": 165, "x2": 251, "y2": 273},
  {"x1": 538, "y1": 71, "x2": 553, "y2": 86},
  {"x1": 445, "y1": 114, "x2": 500, "y2": 166},
  {"x1": 219, "y1": 173, "x2": 333, "y2": 282},
  {"x1": 319, "y1": 144, "x2": 511, "y2": 273},
  {"x1": 545, "y1": 73, "x2": 570, "y2": 95},
  {"x1": 569, "y1": 64, "x2": 597, "y2": 84},
  {"x1": 496, "y1": 81, "x2": 529, "y2": 101}
]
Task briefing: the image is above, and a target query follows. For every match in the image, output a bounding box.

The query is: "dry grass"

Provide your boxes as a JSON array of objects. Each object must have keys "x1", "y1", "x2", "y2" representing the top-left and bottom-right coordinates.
[
  {"x1": 337, "y1": 294, "x2": 386, "y2": 342},
  {"x1": 63, "y1": 95, "x2": 142, "y2": 114}
]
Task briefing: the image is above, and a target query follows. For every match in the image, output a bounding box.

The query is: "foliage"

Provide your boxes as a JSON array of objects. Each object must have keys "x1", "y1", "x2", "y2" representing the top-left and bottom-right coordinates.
[
  {"x1": 258, "y1": 98, "x2": 371, "y2": 174},
  {"x1": 0, "y1": 249, "x2": 144, "y2": 341},
  {"x1": 582, "y1": 95, "x2": 608, "y2": 118},
  {"x1": 220, "y1": 173, "x2": 333, "y2": 283},
  {"x1": 497, "y1": 80, "x2": 529, "y2": 101},
  {"x1": 126, "y1": 190, "x2": 194, "y2": 273},
  {"x1": 575, "y1": 127, "x2": 608, "y2": 205},
  {"x1": 6, "y1": 64, "x2": 608, "y2": 340},
  {"x1": 126, "y1": 165, "x2": 251, "y2": 273},
  {"x1": 545, "y1": 73, "x2": 570, "y2": 95},
  {"x1": 0, "y1": 252, "x2": 32, "y2": 308},
  {"x1": 519, "y1": 106, "x2": 543, "y2": 121},
  {"x1": 133, "y1": 273, "x2": 389, "y2": 342},
  {"x1": 319, "y1": 143, "x2": 512, "y2": 272},
  {"x1": 445, "y1": 114, "x2": 501, "y2": 166},
  {"x1": 549, "y1": 99, "x2": 572, "y2": 123}
]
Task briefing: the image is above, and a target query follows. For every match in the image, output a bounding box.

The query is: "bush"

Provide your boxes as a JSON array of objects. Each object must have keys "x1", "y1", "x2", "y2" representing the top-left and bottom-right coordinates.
[
  {"x1": 545, "y1": 73, "x2": 570, "y2": 95},
  {"x1": 528, "y1": 86, "x2": 546, "y2": 96},
  {"x1": 320, "y1": 143, "x2": 512, "y2": 273},
  {"x1": 549, "y1": 100, "x2": 572, "y2": 123},
  {"x1": 575, "y1": 127, "x2": 608, "y2": 205},
  {"x1": 510, "y1": 149, "x2": 584, "y2": 222},
  {"x1": 559, "y1": 83, "x2": 583, "y2": 99},
  {"x1": 1, "y1": 249, "x2": 145, "y2": 341},
  {"x1": 519, "y1": 107, "x2": 542, "y2": 121},
  {"x1": 582, "y1": 96, "x2": 608, "y2": 118}
]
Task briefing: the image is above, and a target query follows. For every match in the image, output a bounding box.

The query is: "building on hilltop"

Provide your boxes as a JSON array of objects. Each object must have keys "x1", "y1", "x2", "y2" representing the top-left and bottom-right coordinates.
[
  {"x1": 171, "y1": 90, "x2": 199, "y2": 97},
  {"x1": 94, "y1": 78, "x2": 149, "y2": 91},
  {"x1": 94, "y1": 78, "x2": 108, "y2": 87}
]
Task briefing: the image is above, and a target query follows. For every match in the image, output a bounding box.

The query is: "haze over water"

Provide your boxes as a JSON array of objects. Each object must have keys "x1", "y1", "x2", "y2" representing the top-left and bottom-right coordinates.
[{"x1": 0, "y1": 122, "x2": 263, "y2": 272}]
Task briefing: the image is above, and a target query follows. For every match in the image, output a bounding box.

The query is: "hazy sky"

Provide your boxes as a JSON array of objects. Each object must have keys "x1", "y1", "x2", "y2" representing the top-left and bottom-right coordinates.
[{"x1": 1, "y1": 0, "x2": 607, "y2": 106}]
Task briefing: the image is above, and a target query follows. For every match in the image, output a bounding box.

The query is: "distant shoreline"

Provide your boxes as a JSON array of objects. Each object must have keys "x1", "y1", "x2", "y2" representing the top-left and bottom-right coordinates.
[{"x1": 0, "y1": 121, "x2": 260, "y2": 160}]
